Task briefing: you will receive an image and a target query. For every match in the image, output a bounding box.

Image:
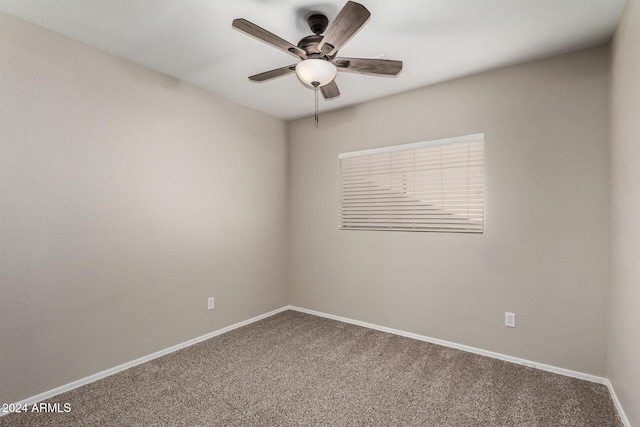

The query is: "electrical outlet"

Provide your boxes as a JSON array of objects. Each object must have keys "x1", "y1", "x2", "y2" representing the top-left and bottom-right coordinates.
[
  {"x1": 207, "y1": 297, "x2": 215, "y2": 310},
  {"x1": 505, "y1": 312, "x2": 515, "y2": 328}
]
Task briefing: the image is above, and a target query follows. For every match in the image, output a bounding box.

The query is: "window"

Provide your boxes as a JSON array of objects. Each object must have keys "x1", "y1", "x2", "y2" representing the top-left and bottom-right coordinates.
[{"x1": 339, "y1": 134, "x2": 484, "y2": 233}]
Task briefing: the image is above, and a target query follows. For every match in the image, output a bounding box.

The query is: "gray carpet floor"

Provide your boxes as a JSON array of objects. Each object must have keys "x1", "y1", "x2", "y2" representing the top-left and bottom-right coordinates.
[{"x1": 1, "y1": 310, "x2": 622, "y2": 426}]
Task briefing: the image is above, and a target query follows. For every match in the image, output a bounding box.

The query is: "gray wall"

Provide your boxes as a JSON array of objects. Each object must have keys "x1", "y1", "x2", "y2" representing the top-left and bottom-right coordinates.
[
  {"x1": 0, "y1": 12, "x2": 288, "y2": 403},
  {"x1": 609, "y1": 0, "x2": 640, "y2": 424},
  {"x1": 288, "y1": 46, "x2": 610, "y2": 376}
]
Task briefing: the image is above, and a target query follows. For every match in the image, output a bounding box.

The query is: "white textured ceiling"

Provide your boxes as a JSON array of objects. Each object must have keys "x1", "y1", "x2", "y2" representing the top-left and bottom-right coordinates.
[{"x1": 0, "y1": 0, "x2": 627, "y2": 121}]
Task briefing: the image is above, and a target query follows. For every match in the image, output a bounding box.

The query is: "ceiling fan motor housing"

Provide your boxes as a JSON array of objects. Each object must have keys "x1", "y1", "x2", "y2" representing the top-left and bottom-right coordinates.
[{"x1": 298, "y1": 35, "x2": 332, "y2": 59}]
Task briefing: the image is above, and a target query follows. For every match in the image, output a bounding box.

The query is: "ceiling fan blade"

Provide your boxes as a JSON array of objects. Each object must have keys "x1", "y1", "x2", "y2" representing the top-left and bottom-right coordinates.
[
  {"x1": 317, "y1": 1, "x2": 371, "y2": 56},
  {"x1": 334, "y1": 57, "x2": 403, "y2": 76},
  {"x1": 321, "y1": 80, "x2": 340, "y2": 99},
  {"x1": 249, "y1": 65, "x2": 297, "y2": 82},
  {"x1": 232, "y1": 18, "x2": 307, "y2": 59}
]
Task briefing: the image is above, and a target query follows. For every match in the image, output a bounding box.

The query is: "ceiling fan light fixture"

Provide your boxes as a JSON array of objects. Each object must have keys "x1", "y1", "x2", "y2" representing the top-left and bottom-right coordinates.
[{"x1": 295, "y1": 59, "x2": 337, "y2": 88}]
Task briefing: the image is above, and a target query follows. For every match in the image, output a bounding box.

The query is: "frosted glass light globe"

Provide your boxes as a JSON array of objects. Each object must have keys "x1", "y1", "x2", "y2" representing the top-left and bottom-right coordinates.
[{"x1": 295, "y1": 59, "x2": 337, "y2": 87}]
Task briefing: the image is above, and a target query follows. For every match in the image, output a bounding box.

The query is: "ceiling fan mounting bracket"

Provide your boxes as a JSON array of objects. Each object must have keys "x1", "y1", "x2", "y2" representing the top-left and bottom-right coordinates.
[{"x1": 307, "y1": 13, "x2": 329, "y2": 35}]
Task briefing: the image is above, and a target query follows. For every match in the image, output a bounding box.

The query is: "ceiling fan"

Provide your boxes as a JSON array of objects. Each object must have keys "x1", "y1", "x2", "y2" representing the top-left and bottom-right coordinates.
[{"x1": 232, "y1": 1, "x2": 403, "y2": 102}]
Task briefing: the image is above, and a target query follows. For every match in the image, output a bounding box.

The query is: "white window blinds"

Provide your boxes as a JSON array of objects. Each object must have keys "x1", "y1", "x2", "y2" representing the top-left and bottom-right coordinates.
[{"x1": 339, "y1": 134, "x2": 484, "y2": 233}]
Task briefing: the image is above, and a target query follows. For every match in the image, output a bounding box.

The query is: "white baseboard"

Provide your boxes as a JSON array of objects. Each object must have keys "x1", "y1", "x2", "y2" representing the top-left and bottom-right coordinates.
[
  {"x1": 1, "y1": 306, "x2": 289, "y2": 417},
  {"x1": 603, "y1": 378, "x2": 632, "y2": 427},
  {"x1": 288, "y1": 306, "x2": 631, "y2": 426}
]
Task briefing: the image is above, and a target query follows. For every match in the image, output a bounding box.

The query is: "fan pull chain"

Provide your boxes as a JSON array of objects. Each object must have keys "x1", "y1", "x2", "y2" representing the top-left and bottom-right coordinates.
[{"x1": 312, "y1": 81, "x2": 319, "y2": 127}]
